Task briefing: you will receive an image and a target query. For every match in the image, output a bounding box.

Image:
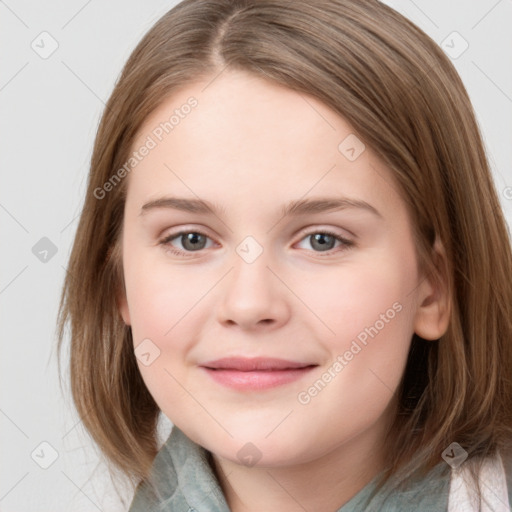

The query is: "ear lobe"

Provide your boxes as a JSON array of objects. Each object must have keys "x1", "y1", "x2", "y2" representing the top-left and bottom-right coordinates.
[{"x1": 413, "y1": 238, "x2": 451, "y2": 341}]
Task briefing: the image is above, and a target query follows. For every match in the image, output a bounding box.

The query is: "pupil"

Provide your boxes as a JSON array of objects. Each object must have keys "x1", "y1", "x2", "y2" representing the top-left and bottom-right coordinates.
[
  {"x1": 183, "y1": 233, "x2": 205, "y2": 251},
  {"x1": 313, "y1": 233, "x2": 333, "y2": 251}
]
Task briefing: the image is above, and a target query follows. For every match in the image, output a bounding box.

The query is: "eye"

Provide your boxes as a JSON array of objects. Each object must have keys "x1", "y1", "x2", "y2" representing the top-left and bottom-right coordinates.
[
  {"x1": 159, "y1": 228, "x2": 354, "y2": 257},
  {"x1": 159, "y1": 230, "x2": 215, "y2": 257},
  {"x1": 295, "y1": 230, "x2": 354, "y2": 255}
]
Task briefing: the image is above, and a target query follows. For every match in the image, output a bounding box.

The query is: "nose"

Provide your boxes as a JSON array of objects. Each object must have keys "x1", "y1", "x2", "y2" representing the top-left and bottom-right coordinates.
[{"x1": 216, "y1": 247, "x2": 291, "y2": 331}]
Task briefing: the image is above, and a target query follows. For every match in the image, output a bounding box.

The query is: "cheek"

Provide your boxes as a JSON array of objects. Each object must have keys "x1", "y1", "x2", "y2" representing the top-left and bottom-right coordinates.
[
  {"x1": 124, "y1": 254, "x2": 199, "y2": 342},
  {"x1": 292, "y1": 273, "x2": 414, "y2": 455},
  {"x1": 310, "y1": 249, "x2": 416, "y2": 351},
  {"x1": 124, "y1": 265, "x2": 199, "y2": 414},
  {"x1": 299, "y1": 247, "x2": 417, "y2": 409},
  {"x1": 123, "y1": 258, "x2": 210, "y2": 396}
]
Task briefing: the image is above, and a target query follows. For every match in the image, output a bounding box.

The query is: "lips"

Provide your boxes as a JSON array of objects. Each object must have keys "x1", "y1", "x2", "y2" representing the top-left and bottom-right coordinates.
[
  {"x1": 200, "y1": 357, "x2": 316, "y2": 371},
  {"x1": 199, "y1": 357, "x2": 318, "y2": 391}
]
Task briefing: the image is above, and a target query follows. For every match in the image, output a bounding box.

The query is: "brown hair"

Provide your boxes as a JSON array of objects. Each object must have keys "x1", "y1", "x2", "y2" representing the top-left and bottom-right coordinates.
[{"x1": 56, "y1": 0, "x2": 512, "y2": 500}]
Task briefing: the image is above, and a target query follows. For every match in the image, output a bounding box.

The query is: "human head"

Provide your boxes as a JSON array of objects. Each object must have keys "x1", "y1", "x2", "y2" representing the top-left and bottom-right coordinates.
[{"x1": 57, "y1": 0, "x2": 512, "y2": 489}]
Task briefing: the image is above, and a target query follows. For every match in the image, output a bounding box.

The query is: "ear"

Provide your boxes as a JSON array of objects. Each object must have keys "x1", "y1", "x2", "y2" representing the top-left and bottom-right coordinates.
[
  {"x1": 413, "y1": 238, "x2": 451, "y2": 341},
  {"x1": 109, "y1": 241, "x2": 131, "y2": 326},
  {"x1": 117, "y1": 289, "x2": 131, "y2": 326}
]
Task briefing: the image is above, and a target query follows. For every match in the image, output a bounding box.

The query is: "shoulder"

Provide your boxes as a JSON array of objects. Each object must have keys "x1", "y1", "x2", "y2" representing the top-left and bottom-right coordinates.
[
  {"x1": 127, "y1": 428, "x2": 189, "y2": 511},
  {"x1": 448, "y1": 452, "x2": 512, "y2": 512},
  {"x1": 128, "y1": 425, "x2": 231, "y2": 512},
  {"x1": 504, "y1": 452, "x2": 512, "y2": 509},
  {"x1": 128, "y1": 445, "x2": 182, "y2": 511}
]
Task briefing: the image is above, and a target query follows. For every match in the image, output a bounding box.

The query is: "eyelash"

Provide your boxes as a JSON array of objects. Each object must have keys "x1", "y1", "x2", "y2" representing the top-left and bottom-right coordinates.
[{"x1": 158, "y1": 228, "x2": 355, "y2": 258}]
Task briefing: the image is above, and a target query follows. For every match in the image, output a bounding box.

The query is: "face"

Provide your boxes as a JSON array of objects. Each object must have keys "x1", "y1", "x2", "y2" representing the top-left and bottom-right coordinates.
[{"x1": 118, "y1": 69, "x2": 438, "y2": 468}]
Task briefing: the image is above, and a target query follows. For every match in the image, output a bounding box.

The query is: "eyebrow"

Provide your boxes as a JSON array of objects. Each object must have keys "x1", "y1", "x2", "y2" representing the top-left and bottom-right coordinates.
[{"x1": 139, "y1": 196, "x2": 383, "y2": 219}]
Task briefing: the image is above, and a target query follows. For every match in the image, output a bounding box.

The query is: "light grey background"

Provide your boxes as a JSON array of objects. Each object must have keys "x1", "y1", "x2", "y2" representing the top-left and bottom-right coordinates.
[{"x1": 1, "y1": 1, "x2": 511, "y2": 510}]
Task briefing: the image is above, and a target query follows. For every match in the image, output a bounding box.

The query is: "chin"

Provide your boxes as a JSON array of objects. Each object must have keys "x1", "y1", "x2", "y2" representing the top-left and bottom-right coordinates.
[{"x1": 204, "y1": 431, "x2": 312, "y2": 469}]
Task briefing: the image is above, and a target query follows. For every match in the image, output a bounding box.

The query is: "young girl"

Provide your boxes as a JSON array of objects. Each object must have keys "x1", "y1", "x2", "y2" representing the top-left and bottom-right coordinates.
[{"x1": 57, "y1": 0, "x2": 512, "y2": 510}]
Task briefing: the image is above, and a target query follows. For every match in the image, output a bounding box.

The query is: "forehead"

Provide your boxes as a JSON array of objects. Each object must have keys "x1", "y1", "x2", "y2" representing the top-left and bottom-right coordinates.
[
  {"x1": 124, "y1": 70, "x2": 405, "y2": 222},
  {"x1": 132, "y1": 70, "x2": 343, "y2": 164}
]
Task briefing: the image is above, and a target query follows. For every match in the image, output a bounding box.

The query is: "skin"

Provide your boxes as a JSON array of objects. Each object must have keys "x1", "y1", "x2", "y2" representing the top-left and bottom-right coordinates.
[{"x1": 118, "y1": 69, "x2": 450, "y2": 511}]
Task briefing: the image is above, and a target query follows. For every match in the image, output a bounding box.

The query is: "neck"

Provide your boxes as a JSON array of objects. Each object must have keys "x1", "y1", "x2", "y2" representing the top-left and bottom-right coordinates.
[{"x1": 209, "y1": 417, "x2": 389, "y2": 512}]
